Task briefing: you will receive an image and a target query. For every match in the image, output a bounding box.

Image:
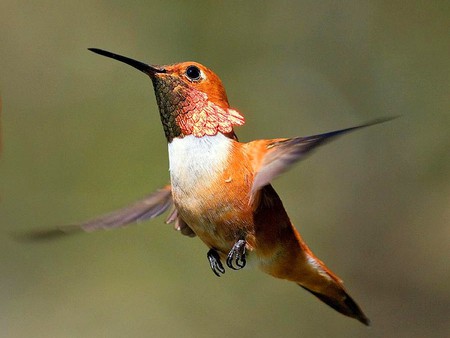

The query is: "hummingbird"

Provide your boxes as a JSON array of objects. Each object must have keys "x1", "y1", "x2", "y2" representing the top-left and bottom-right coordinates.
[{"x1": 30, "y1": 48, "x2": 394, "y2": 326}]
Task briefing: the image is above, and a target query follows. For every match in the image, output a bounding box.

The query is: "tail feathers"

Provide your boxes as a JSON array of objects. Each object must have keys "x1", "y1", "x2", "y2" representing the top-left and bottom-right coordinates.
[
  {"x1": 290, "y1": 227, "x2": 370, "y2": 325},
  {"x1": 299, "y1": 284, "x2": 370, "y2": 326}
]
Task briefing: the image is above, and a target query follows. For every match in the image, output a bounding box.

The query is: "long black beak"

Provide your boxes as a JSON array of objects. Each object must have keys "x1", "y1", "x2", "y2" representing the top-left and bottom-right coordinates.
[{"x1": 88, "y1": 48, "x2": 166, "y2": 75}]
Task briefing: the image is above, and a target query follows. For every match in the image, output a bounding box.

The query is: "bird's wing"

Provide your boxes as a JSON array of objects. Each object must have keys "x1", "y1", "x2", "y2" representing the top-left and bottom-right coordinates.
[
  {"x1": 250, "y1": 117, "x2": 395, "y2": 199},
  {"x1": 23, "y1": 185, "x2": 175, "y2": 240},
  {"x1": 78, "y1": 185, "x2": 173, "y2": 232}
]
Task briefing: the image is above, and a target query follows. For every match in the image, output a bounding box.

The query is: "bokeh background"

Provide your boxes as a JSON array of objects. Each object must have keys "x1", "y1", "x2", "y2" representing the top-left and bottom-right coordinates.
[{"x1": 1, "y1": 1, "x2": 449, "y2": 337}]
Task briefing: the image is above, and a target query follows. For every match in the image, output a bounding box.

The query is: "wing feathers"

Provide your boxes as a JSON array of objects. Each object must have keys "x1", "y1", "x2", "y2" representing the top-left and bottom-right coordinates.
[
  {"x1": 80, "y1": 185, "x2": 173, "y2": 232},
  {"x1": 250, "y1": 117, "x2": 395, "y2": 198},
  {"x1": 21, "y1": 185, "x2": 174, "y2": 240}
]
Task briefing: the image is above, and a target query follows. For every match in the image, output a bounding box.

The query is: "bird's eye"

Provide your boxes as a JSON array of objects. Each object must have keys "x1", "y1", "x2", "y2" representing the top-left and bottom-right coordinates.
[{"x1": 186, "y1": 65, "x2": 202, "y2": 81}]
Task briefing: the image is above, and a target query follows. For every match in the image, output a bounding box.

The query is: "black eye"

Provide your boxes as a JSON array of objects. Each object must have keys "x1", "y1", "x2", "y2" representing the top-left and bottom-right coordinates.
[{"x1": 186, "y1": 65, "x2": 201, "y2": 81}]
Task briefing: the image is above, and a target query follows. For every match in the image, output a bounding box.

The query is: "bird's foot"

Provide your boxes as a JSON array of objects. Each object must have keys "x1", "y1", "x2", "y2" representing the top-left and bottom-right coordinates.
[
  {"x1": 207, "y1": 248, "x2": 225, "y2": 277},
  {"x1": 226, "y1": 239, "x2": 246, "y2": 270}
]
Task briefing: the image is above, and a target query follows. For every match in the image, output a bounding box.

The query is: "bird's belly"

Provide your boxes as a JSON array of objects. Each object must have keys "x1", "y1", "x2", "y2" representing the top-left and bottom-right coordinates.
[
  {"x1": 168, "y1": 134, "x2": 232, "y2": 192},
  {"x1": 168, "y1": 134, "x2": 252, "y2": 253},
  {"x1": 172, "y1": 186, "x2": 247, "y2": 253}
]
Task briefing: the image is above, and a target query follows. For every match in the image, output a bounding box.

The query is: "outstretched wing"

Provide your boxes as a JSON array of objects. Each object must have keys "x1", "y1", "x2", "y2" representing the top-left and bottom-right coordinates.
[
  {"x1": 23, "y1": 185, "x2": 175, "y2": 240},
  {"x1": 77, "y1": 185, "x2": 173, "y2": 232},
  {"x1": 250, "y1": 117, "x2": 395, "y2": 199}
]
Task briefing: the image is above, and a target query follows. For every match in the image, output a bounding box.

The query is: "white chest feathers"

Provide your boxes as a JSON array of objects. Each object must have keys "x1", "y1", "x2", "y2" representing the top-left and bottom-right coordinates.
[{"x1": 168, "y1": 134, "x2": 233, "y2": 193}]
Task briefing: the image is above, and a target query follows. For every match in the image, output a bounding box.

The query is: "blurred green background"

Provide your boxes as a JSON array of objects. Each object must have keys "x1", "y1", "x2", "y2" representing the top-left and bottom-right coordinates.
[{"x1": 1, "y1": 1, "x2": 449, "y2": 337}]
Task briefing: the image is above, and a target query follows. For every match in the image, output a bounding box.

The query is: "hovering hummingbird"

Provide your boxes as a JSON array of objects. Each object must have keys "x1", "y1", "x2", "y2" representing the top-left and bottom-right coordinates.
[{"x1": 32, "y1": 48, "x2": 394, "y2": 325}]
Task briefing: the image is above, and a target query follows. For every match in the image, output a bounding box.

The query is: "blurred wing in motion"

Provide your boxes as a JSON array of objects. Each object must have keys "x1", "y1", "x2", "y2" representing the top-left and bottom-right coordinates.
[
  {"x1": 250, "y1": 117, "x2": 396, "y2": 200},
  {"x1": 22, "y1": 185, "x2": 174, "y2": 240}
]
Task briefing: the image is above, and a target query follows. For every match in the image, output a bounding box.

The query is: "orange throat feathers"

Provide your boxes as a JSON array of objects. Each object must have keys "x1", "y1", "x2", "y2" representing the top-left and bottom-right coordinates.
[{"x1": 151, "y1": 68, "x2": 245, "y2": 141}]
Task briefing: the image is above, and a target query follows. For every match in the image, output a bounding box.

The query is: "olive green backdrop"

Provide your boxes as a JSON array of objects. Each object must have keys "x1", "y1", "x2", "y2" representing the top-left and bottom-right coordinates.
[{"x1": 1, "y1": 1, "x2": 449, "y2": 337}]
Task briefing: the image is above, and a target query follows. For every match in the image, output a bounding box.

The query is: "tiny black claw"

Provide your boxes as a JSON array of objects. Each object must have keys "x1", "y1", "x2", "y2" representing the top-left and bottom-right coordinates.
[
  {"x1": 207, "y1": 248, "x2": 225, "y2": 277},
  {"x1": 226, "y1": 239, "x2": 246, "y2": 270}
]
